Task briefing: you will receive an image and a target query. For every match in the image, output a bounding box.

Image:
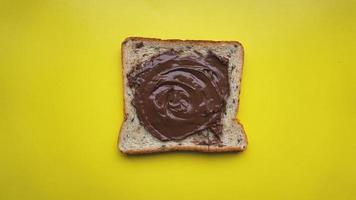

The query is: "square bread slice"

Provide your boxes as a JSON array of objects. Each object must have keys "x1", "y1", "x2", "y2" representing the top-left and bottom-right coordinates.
[{"x1": 119, "y1": 37, "x2": 247, "y2": 154}]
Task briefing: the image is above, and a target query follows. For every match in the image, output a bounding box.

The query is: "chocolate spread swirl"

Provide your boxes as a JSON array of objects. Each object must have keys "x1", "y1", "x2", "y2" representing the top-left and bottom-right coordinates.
[{"x1": 128, "y1": 50, "x2": 230, "y2": 141}]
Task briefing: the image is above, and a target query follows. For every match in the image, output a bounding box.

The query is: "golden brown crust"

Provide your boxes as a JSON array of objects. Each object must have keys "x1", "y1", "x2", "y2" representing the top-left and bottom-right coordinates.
[
  {"x1": 234, "y1": 41, "x2": 248, "y2": 147},
  {"x1": 117, "y1": 41, "x2": 128, "y2": 149},
  {"x1": 122, "y1": 36, "x2": 243, "y2": 49},
  {"x1": 122, "y1": 144, "x2": 245, "y2": 154},
  {"x1": 119, "y1": 37, "x2": 247, "y2": 154}
]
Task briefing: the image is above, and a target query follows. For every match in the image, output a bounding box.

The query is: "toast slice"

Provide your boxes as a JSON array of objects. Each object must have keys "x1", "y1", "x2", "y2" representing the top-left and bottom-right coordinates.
[{"x1": 119, "y1": 37, "x2": 247, "y2": 154}]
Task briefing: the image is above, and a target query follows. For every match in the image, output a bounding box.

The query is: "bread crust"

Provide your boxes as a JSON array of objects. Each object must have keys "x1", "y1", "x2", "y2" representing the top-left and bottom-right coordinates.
[{"x1": 119, "y1": 37, "x2": 247, "y2": 154}]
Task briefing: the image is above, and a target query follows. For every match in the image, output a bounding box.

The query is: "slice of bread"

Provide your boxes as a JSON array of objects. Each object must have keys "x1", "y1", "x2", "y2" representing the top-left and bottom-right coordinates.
[{"x1": 119, "y1": 37, "x2": 247, "y2": 154}]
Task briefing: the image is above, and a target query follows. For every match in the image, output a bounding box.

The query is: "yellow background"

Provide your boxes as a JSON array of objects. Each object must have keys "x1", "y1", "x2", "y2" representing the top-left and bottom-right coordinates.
[{"x1": 1, "y1": 0, "x2": 355, "y2": 199}]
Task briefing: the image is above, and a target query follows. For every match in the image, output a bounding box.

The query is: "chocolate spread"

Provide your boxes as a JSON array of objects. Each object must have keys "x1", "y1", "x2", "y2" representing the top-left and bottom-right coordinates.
[{"x1": 128, "y1": 50, "x2": 230, "y2": 141}]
